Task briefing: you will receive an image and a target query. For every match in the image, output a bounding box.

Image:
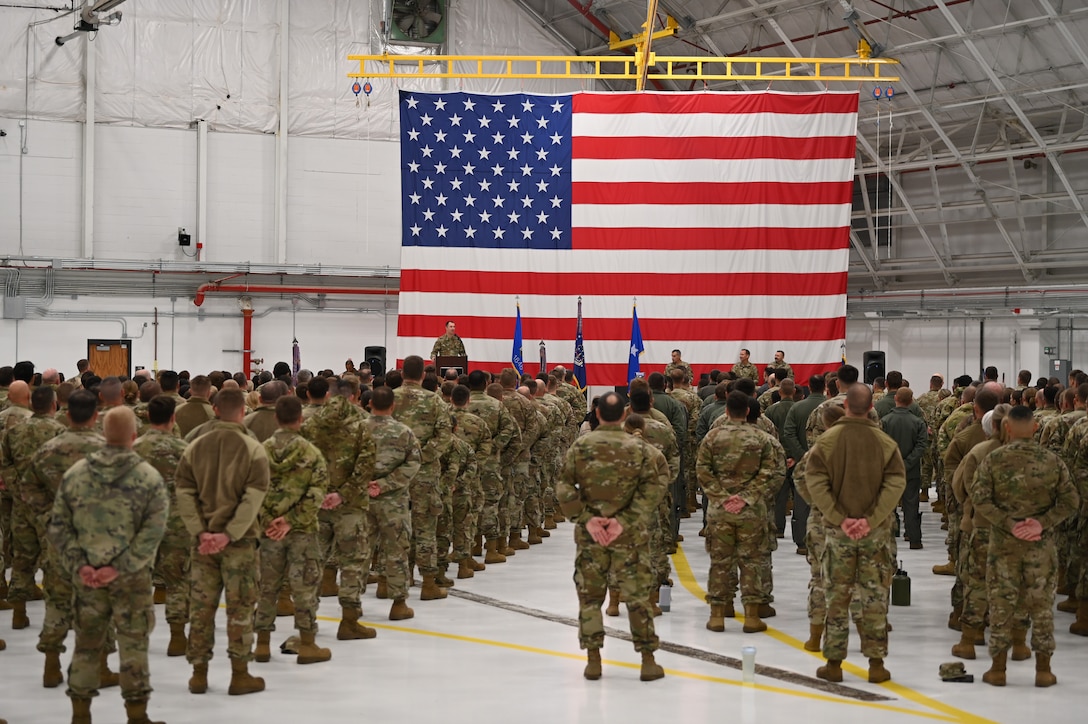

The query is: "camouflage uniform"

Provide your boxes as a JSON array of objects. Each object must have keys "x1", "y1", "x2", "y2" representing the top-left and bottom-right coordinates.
[
  {"x1": 937, "y1": 402, "x2": 975, "y2": 504},
  {"x1": 466, "y1": 391, "x2": 518, "y2": 543},
  {"x1": 26, "y1": 428, "x2": 107, "y2": 653},
  {"x1": 669, "y1": 386, "x2": 702, "y2": 514},
  {"x1": 430, "y1": 333, "x2": 466, "y2": 360},
  {"x1": 500, "y1": 388, "x2": 539, "y2": 538},
  {"x1": 556, "y1": 423, "x2": 667, "y2": 653},
  {"x1": 943, "y1": 420, "x2": 987, "y2": 608},
  {"x1": 972, "y1": 439, "x2": 1079, "y2": 657},
  {"x1": 300, "y1": 397, "x2": 376, "y2": 609},
  {"x1": 47, "y1": 446, "x2": 167, "y2": 702},
  {"x1": 543, "y1": 391, "x2": 576, "y2": 516},
  {"x1": 805, "y1": 417, "x2": 906, "y2": 662},
  {"x1": 437, "y1": 435, "x2": 474, "y2": 572},
  {"x1": 769, "y1": 362, "x2": 794, "y2": 380},
  {"x1": 638, "y1": 418, "x2": 679, "y2": 584},
  {"x1": 450, "y1": 408, "x2": 491, "y2": 560},
  {"x1": 664, "y1": 360, "x2": 693, "y2": 382},
  {"x1": 697, "y1": 419, "x2": 785, "y2": 607},
  {"x1": 393, "y1": 381, "x2": 452, "y2": 577},
  {"x1": 791, "y1": 451, "x2": 827, "y2": 624},
  {"x1": 554, "y1": 380, "x2": 588, "y2": 424},
  {"x1": 363, "y1": 415, "x2": 421, "y2": 600},
  {"x1": 952, "y1": 438, "x2": 1002, "y2": 632},
  {"x1": 1061, "y1": 414, "x2": 1088, "y2": 597},
  {"x1": 916, "y1": 389, "x2": 942, "y2": 496},
  {"x1": 731, "y1": 362, "x2": 759, "y2": 382},
  {"x1": 1, "y1": 412, "x2": 65, "y2": 604},
  {"x1": 0, "y1": 405, "x2": 34, "y2": 580},
  {"x1": 524, "y1": 402, "x2": 552, "y2": 531},
  {"x1": 133, "y1": 429, "x2": 191, "y2": 627},
  {"x1": 255, "y1": 429, "x2": 326, "y2": 635}
]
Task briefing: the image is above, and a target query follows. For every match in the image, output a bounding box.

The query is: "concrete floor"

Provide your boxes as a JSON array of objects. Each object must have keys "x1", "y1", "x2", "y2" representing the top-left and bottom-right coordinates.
[{"x1": 1, "y1": 501, "x2": 1085, "y2": 723}]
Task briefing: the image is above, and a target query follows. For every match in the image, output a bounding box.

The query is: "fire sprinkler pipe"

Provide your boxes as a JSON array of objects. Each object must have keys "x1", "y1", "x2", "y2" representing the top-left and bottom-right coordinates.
[{"x1": 193, "y1": 283, "x2": 398, "y2": 307}]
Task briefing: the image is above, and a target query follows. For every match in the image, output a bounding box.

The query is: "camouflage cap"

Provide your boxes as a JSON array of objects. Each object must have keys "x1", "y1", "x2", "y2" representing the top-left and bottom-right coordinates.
[{"x1": 939, "y1": 662, "x2": 972, "y2": 682}]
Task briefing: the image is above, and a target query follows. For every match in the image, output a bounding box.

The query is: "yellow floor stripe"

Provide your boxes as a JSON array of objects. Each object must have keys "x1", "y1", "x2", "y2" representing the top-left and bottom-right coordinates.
[
  {"x1": 670, "y1": 545, "x2": 997, "y2": 724},
  {"x1": 310, "y1": 611, "x2": 960, "y2": 722}
]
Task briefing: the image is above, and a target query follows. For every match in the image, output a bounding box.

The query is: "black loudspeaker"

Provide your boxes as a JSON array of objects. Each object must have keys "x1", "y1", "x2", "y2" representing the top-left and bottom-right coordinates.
[
  {"x1": 364, "y1": 346, "x2": 387, "y2": 377},
  {"x1": 863, "y1": 350, "x2": 886, "y2": 384}
]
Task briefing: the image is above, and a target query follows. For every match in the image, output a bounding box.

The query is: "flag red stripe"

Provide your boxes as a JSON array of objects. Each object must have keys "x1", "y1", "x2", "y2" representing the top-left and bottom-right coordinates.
[
  {"x1": 571, "y1": 227, "x2": 850, "y2": 250},
  {"x1": 572, "y1": 135, "x2": 856, "y2": 160},
  {"x1": 572, "y1": 181, "x2": 853, "y2": 205},
  {"x1": 397, "y1": 315, "x2": 845, "y2": 342},
  {"x1": 454, "y1": 361, "x2": 841, "y2": 387},
  {"x1": 572, "y1": 92, "x2": 860, "y2": 116},
  {"x1": 400, "y1": 270, "x2": 846, "y2": 297}
]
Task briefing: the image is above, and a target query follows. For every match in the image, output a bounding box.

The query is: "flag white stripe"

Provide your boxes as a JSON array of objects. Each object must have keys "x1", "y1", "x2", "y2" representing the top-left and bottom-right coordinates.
[
  {"x1": 572, "y1": 158, "x2": 854, "y2": 185},
  {"x1": 570, "y1": 203, "x2": 851, "y2": 229},
  {"x1": 572, "y1": 112, "x2": 858, "y2": 139}
]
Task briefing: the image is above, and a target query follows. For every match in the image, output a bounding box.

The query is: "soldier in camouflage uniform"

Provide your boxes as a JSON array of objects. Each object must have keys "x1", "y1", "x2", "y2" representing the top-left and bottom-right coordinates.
[
  {"x1": 933, "y1": 380, "x2": 976, "y2": 511},
  {"x1": 542, "y1": 375, "x2": 577, "y2": 527},
  {"x1": 436, "y1": 420, "x2": 474, "y2": 584},
  {"x1": 0, "y1": 380, "x2": 33, "y2": 604},
  {"x1": 805, "y1": 385, "x2": 905, "y2": 684},
  {"x1": 48, "y1": 406, "x2": 167, "y2": 724},
  {"x1": 364, "y1": 386, "x2": 422, "y2": 620},
  {"x1": 175, "y1": 388, "x2": 270, "y2": 696},
  {"x1": 449, "y1": 385, "x2": 491, "y2": 577},
  {"x1": 133, "y1": 396, "x2": 191, "y2": 658},
  {"x1": 1058, "y1": 385, "x2": 1088, "y2": 624},
  {"x1": 0, "y1": 385, "x2": 64, "y2": 631},
  {"x1": 664, "y1": 349, "x2": 694, "y2": 384},
  {"x1": 466, "y1": 371, "x2": 518, "y2": 563},
  {"x1": 254, "y1": 396, "x2": 331, "y2": 665},
  {"x1": 668, "y1": 369, "x2": 702, "y2": 516},
  {"x1": 915, "y1": 375, "x2": 945, "y2": 502},
  {"x1": 556, "y1": 391, "x2": 668, "y2": 682},
  {"x1": 299, "y1": 379, "x2": 377, "y2": 633},
  {"x1": 430, "y1": 320, "x2": 467, "y2": 361},
  {"x1": 698, "y1": 391, "x2": 785, "y2": 635},
  {"x1": 731, "y1": 349, "x2": 759, "y2": 383},
  {"x1": 526, "y1": 380, "x2": 561, "y2": 543},
  {"x1": 25, "y1": 390, "x2": 113, "y2": 687},
  {"x1": 498, "y1": 369, "x2": 539, "y2": 552},
  {"x1": 393, "y1": 356, "x2": 453, "y2": 600},
  {"x1": 972, "y1": 404, "x2": 1079, "y2": 687},
  {"x1": 769, "y1": 350, "x2": 794, "y2": 381}
]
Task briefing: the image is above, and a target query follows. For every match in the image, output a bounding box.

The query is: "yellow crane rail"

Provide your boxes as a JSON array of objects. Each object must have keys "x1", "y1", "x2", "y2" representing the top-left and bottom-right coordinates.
[{"x1": 346, "y1": 53, "x2": 899, "y2": 83}]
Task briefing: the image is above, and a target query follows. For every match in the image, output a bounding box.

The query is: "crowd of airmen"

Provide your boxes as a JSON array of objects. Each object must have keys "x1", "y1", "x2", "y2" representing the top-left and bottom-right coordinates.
[{"x1": 0, "y1": 345, "x2": 1085, "y2": 722}]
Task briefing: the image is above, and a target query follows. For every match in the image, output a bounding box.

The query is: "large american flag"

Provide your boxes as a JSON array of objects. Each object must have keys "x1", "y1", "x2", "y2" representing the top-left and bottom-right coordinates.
[{"x1": 396, "y1": 90, "x2": 857, "y2": 385}]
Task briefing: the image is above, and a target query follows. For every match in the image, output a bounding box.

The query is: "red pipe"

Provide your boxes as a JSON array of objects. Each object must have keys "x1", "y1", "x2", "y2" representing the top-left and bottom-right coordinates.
[
  {"x1": 193, "y1": 283, "x2": 397, "y2": 307},
  {"x1": 242, "y1": 306, "x2": 254, "y2": 378}
]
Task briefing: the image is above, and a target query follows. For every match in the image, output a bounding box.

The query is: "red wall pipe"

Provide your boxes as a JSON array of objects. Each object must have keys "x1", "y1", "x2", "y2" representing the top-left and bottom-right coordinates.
[
  {"x1": 193, "y1": 283, "x2": 398, "y2": 307},
  {"x1": 242, "y1": 306, "x2": 254, "y2": 378}
]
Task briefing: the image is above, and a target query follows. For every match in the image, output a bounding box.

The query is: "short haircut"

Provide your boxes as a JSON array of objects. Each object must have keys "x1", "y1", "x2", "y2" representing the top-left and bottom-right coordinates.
[
  {"x1": 1043, "y1": 385, "x2": 1060, "y2": 406},
  {"x1": 895, "y1": 387, "x2": 913, "y2": 405},
  {"x1": 403, "y1": 355, "x2": 425, "y2": 380},
  {"x1": 885, "y1": 370, "x2": 903, "y2": 388},
  {"x1": 779, "y1": 379, "x2": 795, "y2": 395},
  {"x1": 56, "y1": 381, "x2": 74, "y2": 405},
  {"x1": 307, "y1": 375, "x2": 330, "y2": 400},
  {"x1": 984, "y1": 366, "x2": 999, "y2": 381},
  {"x1": 213, "y1": 388, "x2": 247, "y2": 418},
  {"x1": 837, "y1": 365, "x2": 860, "y2": 386},
  {"x1": 13, "y1": 360, "x2": 35, "y2": 383},
  {"x1": 139, "y1": 381, "x2": 162, "y2": 403},
  {"x1": 0, "y1": 366, "x2": 12, "y2": 385},
  {"x1": 486, "y1": 382, "x2": 504, "y2": 401},
  {"x1": 714, "y1": 381, "x2": 730, "y2": 400},
  {"x1": 68, "y1": 389, "x2": 99, "y2": 425},
  {"x1": 647, "y1": 372, "x2": 666, "y2": 391},
  {"x1": 452, "y1": 385, "x2": 471, "y2": 406},
  {"x1": 499, "y1": 368, "x2": 520, "y2": 388},
  {"x1": 669, "y1": 368, "x2": 686, "y2": 384},
  {"x1": 931, "y1": 375, "x2": 944, "y2": 388},
  {"x1": 370, "y1": 385, "x2": 395, "y2": 412},
  {"x1": 159, "y1": 370, "x2": 180, "y2": 391},
  {"x1": 103, "y1": 406, "x2": 137, "y2": 445},
  {"x1": 275, "y1": 395, "x2": 303, "y2": 424},
  {"x1": 734, "y1": 378, "x2": 756, "y2": 396},
  {"x1": 422, "y1": 372, "x2": 439, "y2": 392},
  {"x1": 99, "y1": 376, "x2": 124, "y2": 404},
  {"x1": 808, "y1": 374, "x2": 826, "y2": 393},
  {"x1": 259, "y1": 380, "x2": 286, "y2": 403},
  {"x1": 1077, "y1": 383, "x2": 1088, "y2": 404},
  {"x1": 31, "y1": 386, "x2": 56, "y2": 414},
  {"x1": 147, "y1": 395, "x2": 177, "y2": 425},
  {"x1": 846, "y1": 384, "x2": 872, "y2": 414},
  {"x1": 597, "y1": 391, "x2": 625, "y2": 422},
  {"x1": 1007, "y1": 405, "x2": 1033, "y2": 423},
  {"x1": 726, "y1": 390, "x2": 749, "y2": 417},
  {"x1": 974, "y1": 388, "x2": 1000, "y2": 413},
  {"x1": 468, "y1": 370, "x2": 489, "y2": 391},
  {"x1": 629, "y1": 389, "x2": 652, "y2": 413},
  {"x1": 338, "y1": 376, "x2": 360, "y2": 399}
]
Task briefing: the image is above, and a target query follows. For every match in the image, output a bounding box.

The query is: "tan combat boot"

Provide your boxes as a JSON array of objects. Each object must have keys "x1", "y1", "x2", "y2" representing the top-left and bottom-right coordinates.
[
  {"x1": 951, "y1": 626, "x2": 978, "y2": 660},
  {"x1": 605, "y1": 588, "x2": 620, "y2": 617},
  {"x1": 1071, "y1": 600, "x2": 1088, "y2": 636},
  {"x1": 12, "y1": 601, "x2": 29, "y2": 629},
  {"x1": 706, "y1": 604, "x2": 726, "y2": 633},
  {"x1": 758, "y1": 603, "x2": 776, "y2": 618},
  {"x1": 803, "y1": 624, "x2": 823, "y2": 652},
  {"x1": 509, "y1": 530, "x2": 530, "y2": 550},
  {"x1": 742, "y1": 604, "x2": 767, "y2": 633},
  {"x1": 297, "y1": 630, "x2": 332, "y2": 665},
  {"x1": 501, "y1": 536, "x2": 516, "y2": 557},
  {"x1": 435, "y1": 569, "x2": 455, "y2": 587},
  {"x1": 553, "y1": 512, "x2": 566, "y2": 523},
  {"x1": 227, "y1": 658, "x2": 265, "y2": 695},
  {"x1": 932, "y1": 560, "x2": 956, "y2": 576},
  {"x1": 470, "y1": 556, "x2": 486, "y2": 571},
  {"x1": 543, "y1": 514, "x2": 557, "y2": 530},
  {"x1": 188, "y1": 663, "x2": 208, "y2": 694},
  {"x1": 722, "y1": 600, "x2": 736, "y2": 618},
  {"x1": 1035, "y1": 652, "x2": 1057, "y2": 687},
  {"x1": 71, "y1": 697, "x2": 92, "y2": 724},
  {"x1": 640, "y1": 651, "x2": 665, "y2": 681},
  {"x1": 584, "y1": 649, "x2": 602, "y2": 680},
  {"x1": 982, "y1": 650, "x2": 1007, "y2": 686},
  {"x1": 276, "y1": 586, "x2": 294, "y2": 616},
  {"x1": 1057, "y1": 595, "x2": 1078, "y2": 613},
  {"x1": 457, "y1": 558, "x2": 475, "y2": 579},
  {"x1": 527, "y1": 526, "x2": 543, "y2": 545},
  {"x1": 43, "y1": 650, "x2": 63, "y2": 688},
  {"x1": 254, "y1": 630, "x2": 272, "y2": 662},
  {"x1": 124, "y1": 698, "x2": 165, "y2": 724},
  {"x1": 868, "y1": 658, "x2": 891, "y2": 683},
  {"x1": 1011, "y1": 627, "x2": 1032, "y2": 660},
  {"x1": 375, "y1": 576, "x2": 390, "y2": 600},
  {"x1": 484, "y1": 539, "x2": 507, "y2": 565},
  {"x1": 472, "y1": 535, "x2": 483, "y2": 557},
  {"x1": 420, "y1": 575, "x2": 448, "y2": 601},
  {"x1": 99, "y1": 653, "x2": 120, "y2": 688},
  {"x1": 337, "y1": 606, "x2": 377, "y2": 640},
  {"x1": 153, "y1": 586, "x2": 166, "y2": 605},
  {"x1": 650, "y1": 588, "x2": 662, "y2": 617},
  {"x1": 389, "y1": 598, "x2": 415, "y2": 621},
  {"x1": 167, "y1": 622, "x2": 187, "y2": 657},
  {"x1": 816, "y1": 659, "x2": 843, "y2": 682},
  {"x1": 320, "y1": 567, "x2": 339, "y2": 598},
  {"x1": 947, "y1": 603, "x2": 962, "y2": 631}
]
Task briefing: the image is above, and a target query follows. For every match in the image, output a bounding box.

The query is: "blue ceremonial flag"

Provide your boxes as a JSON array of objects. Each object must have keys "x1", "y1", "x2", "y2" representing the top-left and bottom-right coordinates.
[
  {"x1": 512, "y1": 302, "x2": 524, "y2": 374},
  {"x1": 627, "y1": 304, "x2": 644, "y2": 385},
  {"x1": 573, "y1": 296, "x2": 587, "y2": 389}
]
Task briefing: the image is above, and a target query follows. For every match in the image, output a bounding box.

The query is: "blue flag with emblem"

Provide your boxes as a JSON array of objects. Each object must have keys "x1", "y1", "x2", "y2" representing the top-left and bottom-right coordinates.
[
  {"x1": 512, "y1": 302, "x2": 524, "y2": 374},
  {"x1": 573, "y1": 296, "x2": 587, "y2": 389},
  {"x1": 627, "y1": 303, "x2": 644, "y2": 384}
]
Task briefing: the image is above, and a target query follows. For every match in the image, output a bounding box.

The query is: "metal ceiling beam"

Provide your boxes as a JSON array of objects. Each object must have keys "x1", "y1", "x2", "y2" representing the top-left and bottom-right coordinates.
[
  {"x1": 854, "y1": 139, "x2": 1088, "y2": 175},
  {"x1": 508, "y1": 0, "x2": 584, "y2": 54},
  {"x1": 849, "y1": 229, "x2": 884, "y2": 289}
]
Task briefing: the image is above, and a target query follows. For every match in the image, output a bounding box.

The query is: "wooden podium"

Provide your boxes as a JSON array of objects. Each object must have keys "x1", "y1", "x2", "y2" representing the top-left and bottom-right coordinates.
[{"x1": 436, "y1": 355, "x2": 468, "y2": 377}]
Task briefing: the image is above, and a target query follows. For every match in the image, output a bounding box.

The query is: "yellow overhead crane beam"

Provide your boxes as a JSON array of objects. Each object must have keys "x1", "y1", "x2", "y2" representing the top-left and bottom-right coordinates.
[
  {"x1": 346, "y1": 52, "x2": 899, "y2": 83},
  {"x1": 609, "y1": 12, "x2": 678, "y2": 51}
]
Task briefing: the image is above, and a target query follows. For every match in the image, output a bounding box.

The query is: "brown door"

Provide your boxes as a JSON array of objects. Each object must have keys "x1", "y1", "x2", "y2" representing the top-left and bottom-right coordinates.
[{"x1": 87, "y1": 339, "x2": 132, "y2": 379}]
